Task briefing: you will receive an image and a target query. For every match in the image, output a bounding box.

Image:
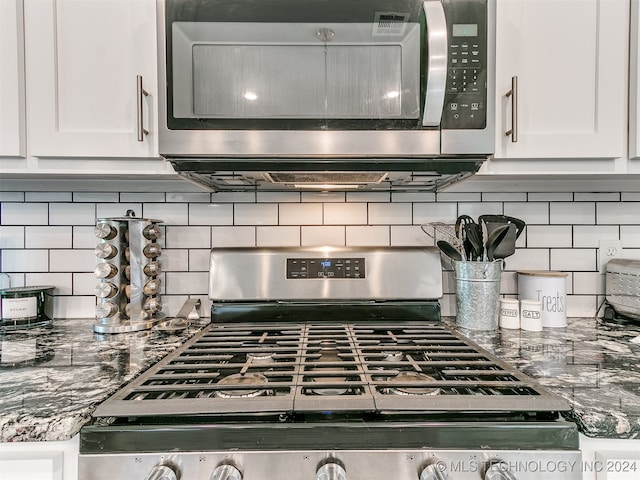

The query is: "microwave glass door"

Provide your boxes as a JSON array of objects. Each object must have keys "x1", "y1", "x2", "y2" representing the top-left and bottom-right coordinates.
[{"x1": 171, "y1": 22, "x2": 421, "y2": 122}]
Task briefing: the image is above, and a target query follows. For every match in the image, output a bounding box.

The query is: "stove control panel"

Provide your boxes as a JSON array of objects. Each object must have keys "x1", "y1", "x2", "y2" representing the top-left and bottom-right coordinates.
[
  {"x1": 287, "y1": 257, "x2": 365, "y2": 279},
  {"x1": 81, "y1": 449, "x2": 581, "y2": 480}
]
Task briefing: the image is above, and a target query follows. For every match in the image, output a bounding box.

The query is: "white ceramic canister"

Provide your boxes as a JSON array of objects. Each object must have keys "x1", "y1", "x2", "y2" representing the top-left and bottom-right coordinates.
[
  {"x1": 517, "y1": 271, "x2": 568, "y2": 328},
  {"x1": 519, "y1": 299, "x2": 543, "y2": 331},
  {"x1": 499, "y1": 298, "x2": 520, "y2": 329}
]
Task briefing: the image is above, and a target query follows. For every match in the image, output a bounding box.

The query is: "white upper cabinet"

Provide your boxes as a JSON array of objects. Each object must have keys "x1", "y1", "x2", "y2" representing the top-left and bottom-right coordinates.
[
  {"x1": 0, "y1": 0, "x2": 26, "y2": 157},
  {"x1": 630, "y1": 0, "x2": 640, "y2": 160},
  {"x1": 493, "y1": 0, "x2": 628, "y2": 159},
  {"x1": 23, "y1": 0, "x2": 158, "y2": 158}
]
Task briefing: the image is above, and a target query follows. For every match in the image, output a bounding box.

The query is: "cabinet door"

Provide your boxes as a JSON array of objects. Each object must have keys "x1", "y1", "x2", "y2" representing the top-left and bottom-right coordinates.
[
  {"x1": 0, "y1": 0, "x2": 26, "y2": 157},
  {"x1": 630, "y1": 0, "x2": 640, "y2": 160},
  {"x1": 494, "y1": 0, "x2": 628, "y2": 159},
  {"x1": 24, "y1": 0, "x2": 158, "y2": 158}
]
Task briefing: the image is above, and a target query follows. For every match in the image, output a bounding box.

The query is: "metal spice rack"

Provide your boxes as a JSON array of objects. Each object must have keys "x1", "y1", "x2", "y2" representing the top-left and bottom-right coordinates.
[{"x1": 93, "y1": 210, "x2": 164, "y2": 334}]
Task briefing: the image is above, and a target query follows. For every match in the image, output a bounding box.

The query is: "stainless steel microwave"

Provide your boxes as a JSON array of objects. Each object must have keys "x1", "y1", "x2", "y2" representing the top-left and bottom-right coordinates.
[{"x1": 158, "y1": 0, "x2": 495, "y2": 191}]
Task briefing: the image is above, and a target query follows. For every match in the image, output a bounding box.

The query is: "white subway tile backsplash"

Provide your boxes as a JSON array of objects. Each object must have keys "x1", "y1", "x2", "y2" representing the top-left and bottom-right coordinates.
[
  {"x1": 526, "y1": 225, "x2": 572, "y2": 248},
  {"x1": 5, "y1": 188, "x2": 640, "y2": 318},
  {"x1": 167, "y1": 192, "x2": 211, "y2": 203},
  {"x1": 302, "y1": 192, "x2": 345, "y2": 203},
  {"x1": 280, "y1": 203, "x2": 323, "y2": 225},
  {"x1": 0, "y1": 226, "x2": 24, "y2": 248},
  {"x1": 573, "y1": 225, "x2": 619, "y2": 248},
  {"x1": 301, "y1": 226, "x2": 345, "y2": 246},
  {"x1": 597, "y1": 202, "x2": 640, "y2": 225},
  {"x1": 413, "y1": 203, "x2": 457, "y2": 225},
  {"x1": 0, "y1": 192, "x2": 24, "y2": 202},
  {"x1": 620, "y1": 226, "x2": 640, "y2": 248},
  {"x1": 390, "y1": 225, "x2": 432, "y2": 246},
  {"x1": 346, "y1": 226, "x2": 389, "y2": 246},
  {"x1": 482, "y1": 193, "x2": 527, "y2": 202},
  {"x1": 188, "y1": 249, "x2": 211, "y2": 271},
  {"x1": 96, "y1": 203, "x2": 141, "y2": 219},
  {"x1": 50, "y1": 249, "x2": 95, "y2": 273},
  {"x1": 1, "y1": 203, "x2": 48, "y2": 225},
  {"x1": 346, "y1": 192, "x2": 390, "y2": 202},
  {"x1": 212, "y1": 226, "x2": 255, "y2": 247},
  {"x1": 26, "y1": 226, "x2": 72, "y2": 249},
  {"x1": 72, "y1": 192, "x2": 118, "y2": 202},
  {"x1": 504, "y1": 249, "x2": 550, "y2": 271},
  {"x1": 166, "y1": 226, "x2": 211, "y2": 248},
  {"x1": 550, "y1": 202, "x2": 595, "y2": 225},
  {"x1": 165, "y1": 272, "x2": 209, "y2": 295},
  {"x1": 210, "y1": 192, "x2": 256, "y2": 203},
  {"x1": 72, "y1": 273, "x2": 96, "y2": 296},
  {"x1": 575, "y1": 193, "x2": 620, "y2": 201},
  {"x1": 189, "y1": 203, "x2": 233, "y2": 226},
  {"x1": 72, "y1": 226, "x2": 98, "y2": 249},
  {"x1": 1, "y1": 273, "x2": 24, "y2": 287},
  {"x1": 257, "y1": 192, "x2": 300, "y2": 203},
  {"x1": 368, "y1": 203, "x2": 411, "y2": 225},
  {"x1": 50, "y1": 203, "x2": 96, "y2": 226},
  {"x1": 142, "y1": 203, "x2": 188, "y2": 225},
  {"x1": 550, "y1": 248, "x2": 596, "y2": 271},
  {"x1": 234, "y1": 203, "x2": 278, "y2": 225},
  {"x1": 162, "y1": 249, "x2": 189, "y2": 272},
  {"x1": 120, "y1": 193, "x2": 165, "y2": 202},
  {"x1": 573, "y1": 272, "x2": 605, "y2": 295},
  {"x1": 53, "y1": 295, "x2": 95, "y2": 319},
  {"x1": 528, "y1": 193, "x2": 572, "y2": 202},
  {"x1": 1, "y1": 249, "x2": 49, "y2": 272},
  {"x1": 324, "y1": 203, "x2": 367, "y2": 225},
  {"x1": 437, "y1": 192, "x2": 481, "y2": 202},
  {"x1": 458, "y1": 202, "x2": 502, "y2": 219},
  {"x1": 25, "y1": 192, "x2": 72, "y2": 202},
  {"x1": 25, "y1": 273, "x2": 72, "y2": 295},
  {"x1": 503, "y1": 202, "x2": 549, "y2": 225},
  {"x1": 392, "y1": 192, "x2": 435, "y2": 203},
  {"x1": 256, "y1": 226, "x2": 300, "y2": 247}
]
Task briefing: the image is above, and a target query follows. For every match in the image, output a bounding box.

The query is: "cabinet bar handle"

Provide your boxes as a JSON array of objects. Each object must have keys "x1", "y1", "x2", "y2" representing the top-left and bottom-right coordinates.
[
  {"x1": 505, "y1": 75, "x2": 518, "y2": 142},
  {"x1": 137, "y1": 75, "x2": 149, "y2": 142}
]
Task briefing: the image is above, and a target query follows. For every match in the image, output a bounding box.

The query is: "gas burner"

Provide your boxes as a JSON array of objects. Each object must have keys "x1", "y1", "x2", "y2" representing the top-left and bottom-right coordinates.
[
  {"x1": 308, "y1": 339, "x2": 349, "y2": 395},
  {"x1": 247, "y1": 351, "x2": 274, "y2": 364},
  {"x1": 385, "y1": 372, "x2": 440, "y2": 396},
  {"x1": 381, "y1": 351, "x2": 404, "y2": 362},
  {"x1": 214, "y1": 373, "x2": 270, "y2": 399}
]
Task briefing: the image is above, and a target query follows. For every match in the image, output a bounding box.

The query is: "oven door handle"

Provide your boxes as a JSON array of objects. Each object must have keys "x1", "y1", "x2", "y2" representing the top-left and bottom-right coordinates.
[{"x1": 422, "y1": 0, "x2": 448, "y2": 127}]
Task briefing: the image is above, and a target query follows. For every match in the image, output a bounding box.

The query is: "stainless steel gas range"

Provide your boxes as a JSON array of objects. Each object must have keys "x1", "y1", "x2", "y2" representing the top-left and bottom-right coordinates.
[{"x1": 79, "y1": 247, "x2": 581, "y2": 480}]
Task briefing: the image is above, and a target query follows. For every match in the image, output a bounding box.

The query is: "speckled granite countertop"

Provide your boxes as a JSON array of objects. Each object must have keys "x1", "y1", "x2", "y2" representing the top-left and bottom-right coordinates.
[
  {"x1": 0, "y1": 318, "x2": 208, "y2": 442},
  {"x1": 1, "y1": 317, "x2": 639, "y2": 442},
  {"x1": 454, "y1": 317, "x2": 640, "y2": 440}
]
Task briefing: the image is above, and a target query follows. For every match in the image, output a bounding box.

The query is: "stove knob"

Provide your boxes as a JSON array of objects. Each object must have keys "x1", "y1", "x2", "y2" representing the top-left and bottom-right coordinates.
[
  {"x1": 144, "y1": 465, "x2": 177, "y2": 480},
  {"x1": 316, "y1": 462, "x2": 346, "y2": 480},
  {"x1": 210, "y1": 464, "x2": 242, "y2": 480},
  {"x1": 419, "y1": 462, "x2": 447, "y2": 480},
  {"x1": 484, "y1": 462, "x2": 518, "y2": 480}
]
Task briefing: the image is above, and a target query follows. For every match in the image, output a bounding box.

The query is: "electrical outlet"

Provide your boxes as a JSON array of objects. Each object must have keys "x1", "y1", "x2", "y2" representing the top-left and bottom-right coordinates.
[{"x1": 598, "y1": 240, "x2": 623, "y2": 272}]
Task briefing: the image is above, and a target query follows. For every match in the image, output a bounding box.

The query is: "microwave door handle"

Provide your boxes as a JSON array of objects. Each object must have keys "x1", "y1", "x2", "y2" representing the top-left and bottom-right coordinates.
[{"x1": 422, "y1": 0, "x2": 448, "y2": 127}]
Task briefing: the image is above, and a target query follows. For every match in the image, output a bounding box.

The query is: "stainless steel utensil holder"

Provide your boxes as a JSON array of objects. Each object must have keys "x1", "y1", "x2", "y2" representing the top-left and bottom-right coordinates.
[{"x1": 93, "y1": 210, "x2": 164, "y2": 334}]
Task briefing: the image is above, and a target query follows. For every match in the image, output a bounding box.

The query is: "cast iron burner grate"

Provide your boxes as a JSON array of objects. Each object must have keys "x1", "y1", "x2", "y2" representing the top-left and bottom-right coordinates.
[{"x1": 92, "y1": 322, "x2": 568, "y2": 418}]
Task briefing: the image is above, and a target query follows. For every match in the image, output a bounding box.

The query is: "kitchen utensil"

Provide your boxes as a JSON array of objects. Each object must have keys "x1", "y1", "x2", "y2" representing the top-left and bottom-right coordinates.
[
  {"x1": 485, "y1": 224, "x2": 511, "y2": 261},
  {"x1": 437, "y1": 240, "x2": 463, "y2": 262},
  {"x1": 455, "y1": 215, "x2": 476, "y2": 260},
  {"x1": 454, "y1": 260, "x2": 502, "y2": 331},
  {"x1": 465, "y1": 223, "x2": 484, "y2": 261},
  {"x1": 488, "y1": 222, "x2": 517, "y2": 260},
  {"x1": 420, "y1": 222, "x2": 464, "y2": 253},
  {"x1": 478, "y1": 214, "x2": 526, "y2": 239},
  {"x1": 153, "y1": 298, "x2": 201, "y2": 334}
]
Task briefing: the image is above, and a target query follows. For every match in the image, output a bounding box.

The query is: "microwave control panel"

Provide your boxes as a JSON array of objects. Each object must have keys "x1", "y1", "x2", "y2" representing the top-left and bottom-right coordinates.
[
  {"x1": 441, "y1": 0, "x2": 487, "y2": 130},
  {"x1": 287, "y1": 258, "x2": 366, "y2": 279}
]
